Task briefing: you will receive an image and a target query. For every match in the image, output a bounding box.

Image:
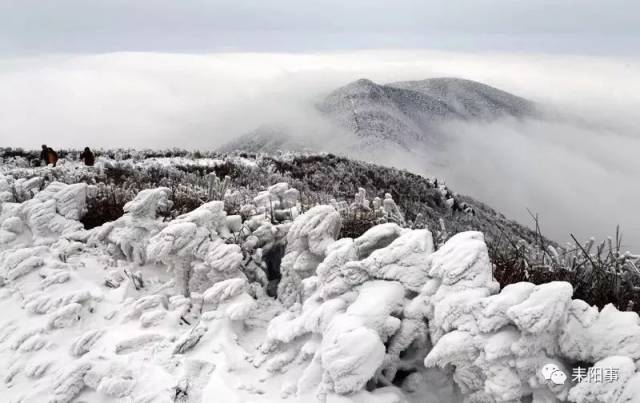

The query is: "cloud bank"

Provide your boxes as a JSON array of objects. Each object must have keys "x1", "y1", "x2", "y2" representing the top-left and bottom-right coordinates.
[{"x1": 0, "y1": 50, "x2": 638, "y2": 248}]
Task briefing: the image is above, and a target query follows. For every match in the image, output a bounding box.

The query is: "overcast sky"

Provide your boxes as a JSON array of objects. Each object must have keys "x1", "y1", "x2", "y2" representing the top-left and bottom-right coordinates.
[{"x1": 1, "y1": 0, "x2": 639, "y2": 55}]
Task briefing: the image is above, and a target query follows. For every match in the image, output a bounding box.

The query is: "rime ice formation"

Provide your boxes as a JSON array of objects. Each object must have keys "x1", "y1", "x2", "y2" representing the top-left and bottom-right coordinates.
[
  {"x1": 260, "y1": 225, "x2": 436, "y2": 400},
  {"x1": 261, "y1": 228, "x2": 640, "y2": 403},
  {"x1": 253, "y1": 182, "x2": 301, "y2": 222},
  {"x1": 419, "y1": 233, "x2": 640, "y2": 403},
  {"x1": 277, "y1": 205, "x2": 342, "y2": 307},
  {"x1": 1, "y1": 163, "x2": 640, "y2": 403},
  {"x1": 90, "y1": 187, "x2": 173, "y2": 264},
  {"x1": 350, "y1": 188, "x2": 371, "y2": 213},
  {"x1": 146, "y1": 201, "x2": 241, "y2": 296},
  {"x1": 0, "y1": 181, "x2": 87, "y2": 246},
  {"x1": 382, "y1": 193, "x2": 405, "y2": 225}
]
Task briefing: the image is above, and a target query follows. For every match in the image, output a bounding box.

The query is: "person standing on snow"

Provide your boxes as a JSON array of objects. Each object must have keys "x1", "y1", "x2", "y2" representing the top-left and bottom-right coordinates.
[
  {"x1": 79, "y1": 147, "x2": 95, "y2": 166},
  {"x1": 40, "y1": 144, "x2": 58, "y2": 167}
]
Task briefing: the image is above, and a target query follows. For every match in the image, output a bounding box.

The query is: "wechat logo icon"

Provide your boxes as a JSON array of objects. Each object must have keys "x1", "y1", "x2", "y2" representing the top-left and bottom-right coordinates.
[{"x1": 542, "y1": 363, "x2": 567, "y2": 385}]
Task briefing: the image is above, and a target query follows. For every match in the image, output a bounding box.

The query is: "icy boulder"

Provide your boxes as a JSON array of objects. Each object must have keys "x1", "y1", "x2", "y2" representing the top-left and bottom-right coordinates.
[{"x1": 277, "y1": 205, "x2": 342, "y2": 306}]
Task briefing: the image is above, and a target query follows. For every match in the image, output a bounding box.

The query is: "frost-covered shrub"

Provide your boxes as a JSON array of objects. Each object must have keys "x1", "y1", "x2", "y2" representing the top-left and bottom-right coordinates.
[
  {"x1": 490, "y1": 226, "x2": 640, "y2": 313},
  {"x1": 260, "y1": 226, "x2": 640, "y2": 402},
  {"x1": 0, "y1": 181, "x2": 88, "y2": 246},
  {"x1": 350, "y1": 187, "x2": 371, "y2": 213},
  {"x1": 253, "y1": 182, "x2": 301, "y2": 222},
  {"x1": 260, "y1": 220, "x2": 434, "y2": 400},
  {"x1": 421, "y1": 232, "x2": 640, "y2": 403},
  {"x1": 13, "y1": 177, "x2": 44, "y2": 202},
  {"x1": 81, "y1": 183, "x2": 129, "y2": 229},
  {"x1": 147, "y1": 200, "x2": 241, "y2": 296},
  {"x1": 90, "y1": 187, "x2": 172, "y2": 264},
  {"x1": 276, "y1": 205, "x2": 342, "y2": 307},
  {"x1": 382, "y1": 193, "x2": 405, "y2": 225}
]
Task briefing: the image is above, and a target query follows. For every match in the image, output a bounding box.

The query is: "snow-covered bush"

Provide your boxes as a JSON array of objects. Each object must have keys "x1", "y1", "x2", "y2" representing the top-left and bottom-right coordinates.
[
  {"x1": 491, "y1": 225, "x2": 640, "y2": 313},
  {"x1": 253, "y1": 182, "x2": 301, "y2": 222},
  {"x1": 90, "y1": 187, "x2": 172, "y2": 264},
  {"x1": 0, "y1": 181, "x2": 88, "y2": 247},
  {"x1": 276, "y1": 205, "x2": 342, "y2": 307},
  {"x1": 260, "y1": 223, "x2": 640, "y2": 402},
  {"x1": 146, "y1": 200, "x2": 241, "y2": 297},
  {"x1": 350, "y1": 187, "x2": 371, "y2": 213},
  {"x1": 260, "y1": 220, "x2": 434, "y2": 400},
  {"x1": 419, "y1": 232, "x2": 640, "y2": 403}
]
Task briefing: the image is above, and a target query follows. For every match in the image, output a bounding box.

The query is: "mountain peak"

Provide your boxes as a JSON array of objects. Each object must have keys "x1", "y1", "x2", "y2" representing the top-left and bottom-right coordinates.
[
  {"x1": 319, "y1": 76, "x2": 536, "y2": 148},
  {"x1": 221, "y1": 77, "x2": 537, "y2": 153},
  {"x1": 352, "y1": 78, "x2": 377, "y2": 87}
]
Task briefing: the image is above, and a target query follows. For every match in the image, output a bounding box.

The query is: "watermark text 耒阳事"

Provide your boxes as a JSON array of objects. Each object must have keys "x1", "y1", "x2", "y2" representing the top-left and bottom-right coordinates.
[
  {"x1": 542, "y1": 363, "x2": 620, "y2": 385},
  {"x1": 571, "y1": 366, "x2": 619, "y2": 383}
]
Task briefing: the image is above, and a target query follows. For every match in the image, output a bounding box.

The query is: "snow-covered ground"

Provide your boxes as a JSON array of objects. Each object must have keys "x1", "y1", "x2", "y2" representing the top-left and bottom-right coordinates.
[{"x1": 1, "y1": 159, "x2": 639, "y2": 403}]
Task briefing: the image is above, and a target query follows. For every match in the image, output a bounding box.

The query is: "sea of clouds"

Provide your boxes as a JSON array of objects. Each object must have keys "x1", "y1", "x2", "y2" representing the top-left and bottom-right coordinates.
[{"x1": 1, "y1": 50, "x2": 638, "y2": 249}]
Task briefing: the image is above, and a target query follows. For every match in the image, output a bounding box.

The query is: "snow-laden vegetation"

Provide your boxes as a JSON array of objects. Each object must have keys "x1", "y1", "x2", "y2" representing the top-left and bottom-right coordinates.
[{"x1": 1, "y1": 150, "x2": 639, "y2": 403}]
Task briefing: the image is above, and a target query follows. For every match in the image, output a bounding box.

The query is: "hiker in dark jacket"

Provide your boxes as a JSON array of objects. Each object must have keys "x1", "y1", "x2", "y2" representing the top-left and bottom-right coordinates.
[
  {"x1": 79, "y1": 147, "x2": 95, "y2": 166},
  {"x1": 40, "y1": 144, "x2": 58, "y2": 167}
]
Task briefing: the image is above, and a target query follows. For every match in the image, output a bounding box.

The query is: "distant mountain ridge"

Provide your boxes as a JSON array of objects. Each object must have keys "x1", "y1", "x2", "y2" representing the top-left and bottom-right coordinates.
[
  {"x1": 389, "y1": 77, "x2": 535, "y2": 119},
  {"x1": 320, "y1": 77, "x2": 536, "y2": 149},
  {"x1": 220, "y1": 77, "x2": 537, "y2": 152}
]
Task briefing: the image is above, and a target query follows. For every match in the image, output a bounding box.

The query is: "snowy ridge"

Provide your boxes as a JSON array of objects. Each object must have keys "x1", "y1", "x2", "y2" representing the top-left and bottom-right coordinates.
[
  {"x1": 0, "y1": 168, "x2": 639, "y2": 403},
  {"x1": 218, "y1": 126, "x2": 315, "y2": 154}
]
